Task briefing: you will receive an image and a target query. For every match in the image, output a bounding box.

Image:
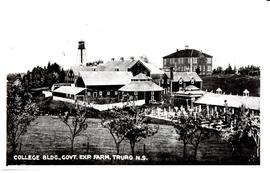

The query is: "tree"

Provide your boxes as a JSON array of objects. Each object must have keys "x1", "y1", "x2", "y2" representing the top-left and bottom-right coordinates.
[
  {"x1": 124, "y1": 107, "x2": 158, "y2": 157},
  {"x1": 101, "y1": 108, "x2": 131, "y2": 154},
  {"x1": 59, "y1": 103, "x2": 88, "y2": 154},
  {"x1": 7, "y1": 78, "x2": 38, "y2": 158},
  {"x1": 220, "y1": 105, "x2": 260, "y2": 161},
  {"x1": 195, "y1": 66, "x2": 201, "y2": 75},
  {"x1": 172, "y1": 114, "x2": 198, "y2": 160},
  {"x1": 190, "y1": 125, "x2": 210, "y2": 161},
  {"x1": 224, "y1": 64, "x2": 234, "y2": 74}
]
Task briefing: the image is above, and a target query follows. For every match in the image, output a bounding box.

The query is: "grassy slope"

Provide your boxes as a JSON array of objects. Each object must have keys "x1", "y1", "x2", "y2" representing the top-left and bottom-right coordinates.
[
  {"x1": 17, "y1": 116, "x2": 236, "y2": 165},
  {"x1": 201, "y1": 74, "x2": 260, "y2": 97}
]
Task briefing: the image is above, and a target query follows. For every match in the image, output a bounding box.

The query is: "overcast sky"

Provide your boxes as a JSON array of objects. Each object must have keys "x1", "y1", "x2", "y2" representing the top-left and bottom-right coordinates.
[{"x1": 1, "y1": 0, "x2": 270, "y2": 73}]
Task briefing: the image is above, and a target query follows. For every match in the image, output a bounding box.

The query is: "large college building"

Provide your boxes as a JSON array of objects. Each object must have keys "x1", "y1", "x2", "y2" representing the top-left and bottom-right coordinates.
[{"x1": 162, "y1": 45, "x2": 213, "y2": 75}]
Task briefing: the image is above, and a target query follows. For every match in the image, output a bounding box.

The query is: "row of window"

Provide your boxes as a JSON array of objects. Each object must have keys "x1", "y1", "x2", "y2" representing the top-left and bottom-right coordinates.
[
  {"x1": 164, "y1": 57, "x2": 212, "y2": 65},
  {"x1": 161, "y1": 79, "x2": 195, "y2": 85},
  {"x1": 88, "y1": 91, "x2": 118, "y2": 97}
]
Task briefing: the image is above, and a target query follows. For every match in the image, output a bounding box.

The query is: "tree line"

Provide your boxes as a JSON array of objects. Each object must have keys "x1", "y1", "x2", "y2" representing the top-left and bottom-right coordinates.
[
  {"x1": 212, "y1": 64, "x2": 260, "y2": 76},
  {"x1": 22, "y1": 62, "x2": 67, "y2": 91}
]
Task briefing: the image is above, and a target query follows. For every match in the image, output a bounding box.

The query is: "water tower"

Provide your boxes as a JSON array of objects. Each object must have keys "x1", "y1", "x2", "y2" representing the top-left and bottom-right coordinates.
[{"x1": 78, "y1": 41, "x2": 86, "y2": 66}]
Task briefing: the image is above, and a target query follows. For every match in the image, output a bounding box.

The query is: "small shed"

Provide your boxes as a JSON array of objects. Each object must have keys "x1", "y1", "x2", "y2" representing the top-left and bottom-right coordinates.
[{"x1": 52, "y1": 86, "x2": 86, "y2": 101}]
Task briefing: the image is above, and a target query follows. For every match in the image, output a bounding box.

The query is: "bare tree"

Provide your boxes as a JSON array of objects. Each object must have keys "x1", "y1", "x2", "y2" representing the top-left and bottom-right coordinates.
[
  {"x1": 101, "y1": 108, "x2": 130, "y2": 154},
  {"x1": 124, "y1": 107, "x2": 158, "y2": 157},
  {"x1": 59, "y1": 103, "x2": 88, "y2": 154}
]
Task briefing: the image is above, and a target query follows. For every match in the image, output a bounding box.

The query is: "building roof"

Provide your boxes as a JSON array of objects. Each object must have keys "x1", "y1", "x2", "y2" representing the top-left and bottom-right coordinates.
[
  {"x1": 53, "y1": 86, "x2": 86, "y2": 95},
  {"x1": 70, "y1": 66, "x2": 95, "y2": 75},
  {"x1": 79, "y1": 71, "x2": 133, "y2": 86},
  {"x1": 97, "y1": 59, "x2": 138, "y2": 71},
  {"x1": 163, "y1": 49, "x2": 212, "y2": 59},
  {"x1": 119, "y1": 81, "x2": 164, "y2": 92},
  {"x1": 165, "y1": 72, "x2": 202, "y2": 82},
  {"x1": 174, "y1": 85, "x2": 204, "y2": 97},
  {"x1": 140, "y1": 61, "x2": 164, "y2": 75},
  {"x1": 194, "y1": 92, "x2": 260, "y2": 110},
  {"x1": 132, "y1": 73, "x2": 152, "y2": 81},
  {"x1": 119, "y1": 73, "x2": 164, "y2": 92}
]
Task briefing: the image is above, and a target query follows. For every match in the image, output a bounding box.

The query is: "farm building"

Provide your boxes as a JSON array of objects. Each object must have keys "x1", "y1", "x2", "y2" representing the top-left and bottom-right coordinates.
[
  {"x1": 119, "y1": 73, "x2": 164, "y2": 104},
  {"x1": 52, "y1": 86, "x2": 86, "y2": 102},
  {"x1": 75, "y1": 71, "x2": 133, "y2": 101}
]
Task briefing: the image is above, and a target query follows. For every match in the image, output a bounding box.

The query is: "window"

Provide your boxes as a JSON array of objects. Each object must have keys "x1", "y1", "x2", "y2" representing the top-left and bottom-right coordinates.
[
  {"x1": 207, "y1": 58, "x2": 211, "y2": 64},
  {"x1": 202, "y1": 65, "x2": 205, "y2": 71},
  {"x1": 151, "y1": 91, "x2": 154, "y2": 95},
  {"x1": 115, "y1": 91, "x2": 118, "y2": 95},
  {"x1": 87, "y1": 92, "x2": 91, "y2": 96},
  {"x1": 193, "y1": 58, "x2": 197, "y2": 64},
  {"x1": 93, "y1": 92, "x2": 97, "y2": 98},
  {"x1": 134, "y1": 91, "x2": 138, "y2": 95},
  {"x1": 207, "y1": 65, "x2": 212, "y2": 72},
  {"x1": 107, "y1": 91, "x2": 110, "y2": 95},
  {"x1": 99, "y1": 91, "x2": 102, "y2": 96},
  {"x1": 178, "y1": 58, "x2": 181, "y2": 64},
  {"x1": 163, "y1": 59, "x2": 166, "y2": 65},
  {"x1": 187, "y1": 58, "x2": 191, "y2": 63},
  {"x1": 179, "y1": 78, "x2": 183, "y2": 84},
  {"x1": 193, "y1": 66, "x2": 196, "y2": 72},
  {"x1": 151, "y1": 96, "x2": 155, "y2": 101},
  {"x1": 161, "y1": 79, "x2": 164, "y2": 84},
  {"x1": 170, "y1": 58, "x2": 174, "y2": 64},
  {"x1": 167, "y1": 80, "x2": 170, "y2": 85}
]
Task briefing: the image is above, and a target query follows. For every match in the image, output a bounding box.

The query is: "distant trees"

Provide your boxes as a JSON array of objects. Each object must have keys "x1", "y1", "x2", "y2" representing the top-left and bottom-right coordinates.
[
  {"x1": 22, "y1": 62, "x2": 67, "y2": 91},
  {"x1": 238, "y1": 65, "x2": 260, "y2": 76},
  {"x1": 7, "y1": 78, "x2": 38, "y2": 157},
  {"x1": 59, "y1": 103, "x2": 88, "y2": 154},
  {"x1": 212, "y1": 64, "x2": 260, "y2": 76}
]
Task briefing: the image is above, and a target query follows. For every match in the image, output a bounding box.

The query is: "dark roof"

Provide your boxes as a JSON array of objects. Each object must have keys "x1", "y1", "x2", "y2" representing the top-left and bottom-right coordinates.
[
  {"x1": 165, "y1": 72, "x2": 202, "y2": 82},
  {"x1": 163, "y1": 49, "x2": 212, "y2": 59},
  {"x1": 79, "y1": 71, "x2": 133, "y2": 86}
]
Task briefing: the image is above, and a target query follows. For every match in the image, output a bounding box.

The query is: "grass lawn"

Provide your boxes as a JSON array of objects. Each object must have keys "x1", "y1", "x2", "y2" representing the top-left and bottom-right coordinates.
[{"x1": 11, "y1": 115, "x2": 244, "y2": 165}]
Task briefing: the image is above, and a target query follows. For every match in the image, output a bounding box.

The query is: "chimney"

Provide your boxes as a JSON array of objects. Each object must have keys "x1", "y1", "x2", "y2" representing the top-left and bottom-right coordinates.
[
  {"x1": 120, "y1": 57, "x2": 124, "y2": 61},
  {"x1": 111, "y1": 58, "x2": 115, "y2": 61},
  {"x1": 185, "y1": 45, "x2": 189, "y2": 49},
  {"x1": 170, "y1": 67, "x2": 174, "y2": 80},
  {"x1": 176, "y1": 49, "x2": 179, "y2": 52},
  {"x1": 130, "y1": 57, "x2": 134, "y2": 61}
]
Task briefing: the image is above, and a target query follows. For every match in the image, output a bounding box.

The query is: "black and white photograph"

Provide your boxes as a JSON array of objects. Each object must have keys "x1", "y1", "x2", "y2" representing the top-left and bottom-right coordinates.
[{"x1": 1, "y1": 0, "x2": 269, "y2": 169}]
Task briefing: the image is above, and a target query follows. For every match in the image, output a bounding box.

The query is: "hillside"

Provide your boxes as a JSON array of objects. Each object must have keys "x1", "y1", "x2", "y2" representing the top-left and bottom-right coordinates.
[{"x1": 201, "y1": 74, "x2": 260, "y2": 97}]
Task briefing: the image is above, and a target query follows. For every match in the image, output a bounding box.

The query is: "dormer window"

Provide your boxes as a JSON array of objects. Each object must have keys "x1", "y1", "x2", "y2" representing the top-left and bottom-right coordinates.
[
  {"x1": 179, "y1": 78, "x2": 183, "y2": 85},
  {"x1": 191, "y1": 77, "x2": 194, "y2": 84}
]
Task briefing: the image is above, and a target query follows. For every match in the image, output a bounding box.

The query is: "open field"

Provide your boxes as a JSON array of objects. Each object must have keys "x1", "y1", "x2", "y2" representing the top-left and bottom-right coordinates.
[{"x1": 10, "y1": 116, "x2": 252, "y2": 165}]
